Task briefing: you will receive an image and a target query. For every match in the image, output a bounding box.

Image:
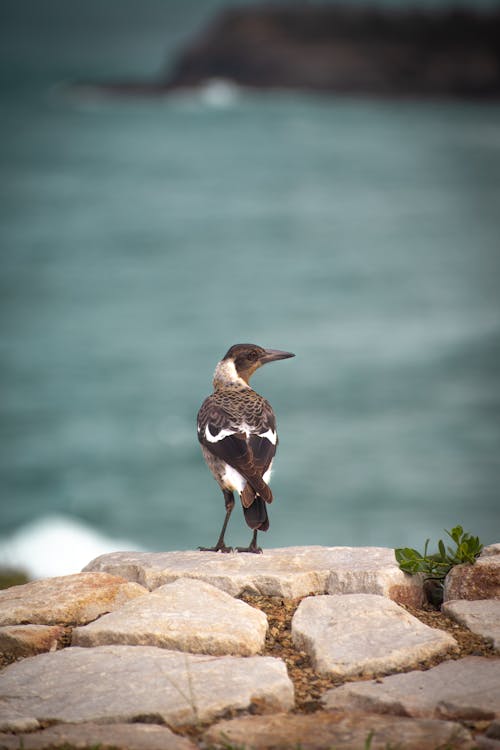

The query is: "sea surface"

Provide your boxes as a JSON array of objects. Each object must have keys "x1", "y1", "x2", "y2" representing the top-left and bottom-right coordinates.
[{"x1": 1, "y1": 0, "x2": 499, "y2": 578}]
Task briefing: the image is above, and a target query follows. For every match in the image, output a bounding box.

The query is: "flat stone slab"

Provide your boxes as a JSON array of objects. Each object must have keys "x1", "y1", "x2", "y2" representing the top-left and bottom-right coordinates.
[
  {"x1": 444, "y1": 546, "x2": 500, "y2": 601},
  {"x1": 292, "y1": 593, "x2": 457, "y2": 677},
  {"x1": 0, "y1": 624, "x2": 65, "y2": 658},
  {"x1": 0, "y1": 645, "x2": 294, "y2": 730},
  {"x1": 72, "y1": 578, "x2": 267, "y2": 655},
  {"x1": 84, "y1": 546, "x2": 424, "y2": 605},
  {"x1": 0, "y1": 723, "x2": 196, "y2": 750},
  {"x1": 204, "y1": 711, "x2": 474, "y2": 749},
  {"x1": 0, "y1": 573, "x2": 148, "y2": 626},
  {"x1": 442, "y1": 600, "x2": 500, "y2": 650},
  {"x1": 324, "y1": 656, "x2": 500, "y2": 721}
]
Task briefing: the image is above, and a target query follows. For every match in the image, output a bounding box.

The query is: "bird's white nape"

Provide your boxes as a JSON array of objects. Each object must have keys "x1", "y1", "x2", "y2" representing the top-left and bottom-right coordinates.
[{"x1": 213, "y1": 359, "x2": 249, "y2": 388}]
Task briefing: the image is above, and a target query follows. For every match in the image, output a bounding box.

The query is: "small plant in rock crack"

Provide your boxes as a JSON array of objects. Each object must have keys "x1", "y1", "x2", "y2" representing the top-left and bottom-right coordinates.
[{"x1": 395, "y1": 526, "x2": 483, "y2": 604}]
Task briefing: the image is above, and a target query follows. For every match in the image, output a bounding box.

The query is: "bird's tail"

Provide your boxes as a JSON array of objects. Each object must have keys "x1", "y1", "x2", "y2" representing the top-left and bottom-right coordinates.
[
  {"x1": 241, "y1": 476, "x2": 273, "y2": 506},
  {"x1": 242, "y1": 494, "x2": 269, "y2": 531}
]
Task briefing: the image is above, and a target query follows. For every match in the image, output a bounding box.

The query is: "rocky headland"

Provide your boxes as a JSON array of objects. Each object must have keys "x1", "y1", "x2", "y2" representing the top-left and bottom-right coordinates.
[
  {"x1": 81, "y1": 5, "x2": 500, "y2": 100},
  {"x1": 0, "y1": 543, "x2": 499, "y2": 749}
]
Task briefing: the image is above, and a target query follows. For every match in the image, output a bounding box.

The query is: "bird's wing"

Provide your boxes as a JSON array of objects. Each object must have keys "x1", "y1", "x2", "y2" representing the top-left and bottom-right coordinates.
[{"x1": 197, "y1": 398, "x2": 276, "y2": 503}]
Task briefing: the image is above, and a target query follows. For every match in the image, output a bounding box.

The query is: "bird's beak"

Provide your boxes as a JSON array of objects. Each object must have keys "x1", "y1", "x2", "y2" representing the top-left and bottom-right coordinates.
[{"x1": 261, "y1": 348, "x2": 295, "y2": 364}]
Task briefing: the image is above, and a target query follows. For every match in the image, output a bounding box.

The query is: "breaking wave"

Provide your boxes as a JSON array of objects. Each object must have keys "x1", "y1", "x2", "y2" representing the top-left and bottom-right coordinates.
[{"x1": 0, "y1": 516, "x2": 144, "y2": 580}]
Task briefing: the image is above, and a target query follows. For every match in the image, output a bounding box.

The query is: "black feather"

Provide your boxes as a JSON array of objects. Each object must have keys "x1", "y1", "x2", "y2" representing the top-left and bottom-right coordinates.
[{"x1": 243, "y1": 496, "x2": 269, "y2": 531}]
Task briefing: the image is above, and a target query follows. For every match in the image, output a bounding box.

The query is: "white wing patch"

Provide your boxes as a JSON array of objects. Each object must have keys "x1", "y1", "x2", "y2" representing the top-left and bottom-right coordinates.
[
  {"x1": 205, "y1": 423, "x2": 276, "y2": 444},
  {"x1": 258, "y1": 428, "x2": 277, "y2": 445},
  {"x1": 204, "y1": 425, "x2": 236, "y2": 443},
  {"x1": 263, "y1": 459, "x2": 274, "y2": 485}
]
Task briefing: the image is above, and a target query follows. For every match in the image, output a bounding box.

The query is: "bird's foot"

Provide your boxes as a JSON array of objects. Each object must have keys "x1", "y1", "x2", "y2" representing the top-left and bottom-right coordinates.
[
  {"x1": 236, "y1": 544, "x2": 263, "y2": 554},
  {"x1": 198, "y1": 544, "x2": 233, "y2": 553}
]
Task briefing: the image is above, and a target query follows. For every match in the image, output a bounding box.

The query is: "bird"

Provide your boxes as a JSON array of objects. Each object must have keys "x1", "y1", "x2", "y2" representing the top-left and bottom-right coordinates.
[{"x1": 197, "y1": 343, "x2": 295, "y2": 553}]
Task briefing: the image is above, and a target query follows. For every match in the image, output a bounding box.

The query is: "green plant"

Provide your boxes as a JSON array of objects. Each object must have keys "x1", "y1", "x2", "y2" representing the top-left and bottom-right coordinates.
[
  {"x1": 395, "y1": 525, "x2": 483, "y2": 582},
  {"x1": 0, "y1": 568, "x2": 29, "y2": 590}
]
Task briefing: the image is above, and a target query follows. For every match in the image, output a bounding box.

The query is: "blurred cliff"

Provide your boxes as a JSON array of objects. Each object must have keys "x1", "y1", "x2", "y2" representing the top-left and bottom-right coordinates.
[{"x1": 92, "y1": 4, "x2": 500, "y2": 99}]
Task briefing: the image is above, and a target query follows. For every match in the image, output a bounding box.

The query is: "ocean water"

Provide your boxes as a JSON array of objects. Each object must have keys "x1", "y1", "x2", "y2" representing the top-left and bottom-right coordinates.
[{"x1": 1, "y1": 1, "x2": 500, "y2": 578}]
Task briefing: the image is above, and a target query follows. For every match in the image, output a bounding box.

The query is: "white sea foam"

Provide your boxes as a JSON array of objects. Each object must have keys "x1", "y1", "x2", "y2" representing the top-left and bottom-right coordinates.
[
  {"x1": 0, "y1": 516, "x2": 144, "y2": 580},
  {"x1": 199, "y1": 78, "x2": 240, "y2": 107}
]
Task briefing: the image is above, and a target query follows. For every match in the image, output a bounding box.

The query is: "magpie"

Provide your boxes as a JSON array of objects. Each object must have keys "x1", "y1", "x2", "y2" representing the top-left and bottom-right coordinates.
[{"x1": 197, "y1": 343, "x2": 294, "y2": 553}]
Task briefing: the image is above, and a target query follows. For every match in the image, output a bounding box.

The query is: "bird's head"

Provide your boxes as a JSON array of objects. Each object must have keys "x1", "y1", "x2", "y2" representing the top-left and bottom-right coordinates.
[{"x1": 214, "y1": 343, "x2": 295, "y2": 387}]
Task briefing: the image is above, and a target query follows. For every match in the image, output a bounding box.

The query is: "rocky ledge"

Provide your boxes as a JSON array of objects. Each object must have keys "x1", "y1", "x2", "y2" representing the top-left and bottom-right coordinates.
[
  {"x1": 0, "y1": 544, "x2": 498, "y2": 750},
  {"x1": 83, "y1": 5, "x2": 500, "y2": 100}
]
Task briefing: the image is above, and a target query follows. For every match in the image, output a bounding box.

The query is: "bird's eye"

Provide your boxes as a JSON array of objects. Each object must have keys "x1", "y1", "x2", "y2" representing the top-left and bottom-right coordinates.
[{"x1": 247, "y1": 350, "x2": 258, "y2": 362}]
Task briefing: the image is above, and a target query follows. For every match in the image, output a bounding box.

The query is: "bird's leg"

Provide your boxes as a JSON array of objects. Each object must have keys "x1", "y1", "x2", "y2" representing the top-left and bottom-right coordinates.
[
  {"x1": 198, "y1": 490, "x2": 234, "y2": 553},
  {"x1": 236, "y1": 529, "x2": 263, "y2": 554}
]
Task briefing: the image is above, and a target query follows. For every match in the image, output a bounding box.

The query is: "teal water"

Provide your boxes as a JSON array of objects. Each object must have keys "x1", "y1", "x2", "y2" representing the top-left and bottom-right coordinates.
[{"x1": 1, "y1": 2, "x2": 499, "y2": 575}]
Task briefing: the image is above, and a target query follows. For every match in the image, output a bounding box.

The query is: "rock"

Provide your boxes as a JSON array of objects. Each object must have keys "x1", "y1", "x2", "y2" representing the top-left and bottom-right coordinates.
[
  {"x1": 0, "y1": 645, "x2": 294, "y2": 730},
  {"x1": 482, "y1": 544, "x2": 500, "y2": 558},
  {"x1": 291, "y1": 594, "x2": 456, "y2": 678},
  {"x1": 0, "y1": 573, "x2": 147, "y2": 626},
  {"x1": 162, "y1": 6, "x2": 500, "y2": 99},
  {"x1": 0, "y1": 723, "x2": 196, "y2": 750},
  {"x1": 84, "y1": 546, "x2": 424, "y2": 605},
  {"x1": 487, "y1": 720, "x2": 500, "y2": 740},
  {"x1": 0, "y1": 710, "x2": 39, "y2": 734},
  {"x1": 444, "y1": 548, "x2": 500, "y2": 602},
  {"x1": 442, "y1": 600, "x2": 500, "y2": 650},
  {"x1": 324, "y1": 656, "x2": 500, "y2": 721},
  {"x1": 476, "y1": 737, "x2": 500, "y2": 750},
  {"x1": 479, "y1": 724, "x2": 500, "y2": 750},
  {"x1": 203, "y1": 711, "x2": 474, "y2": 749},
  {"x1": 0, "y1": 624, "x2": 65, "y2": 658},
  {"x1": 72, "y1": 578, "x2": 267, "y2": 655},
  {"x1": 326, "y1": 555, "x2": 426, "y2": 607}
]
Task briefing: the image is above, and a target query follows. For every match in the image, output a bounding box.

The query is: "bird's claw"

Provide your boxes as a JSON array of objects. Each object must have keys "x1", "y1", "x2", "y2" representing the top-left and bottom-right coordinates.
[
  {"x1": 198, "y1": 545, "x2": 233, "y2": 553},
  {"x1": 236, "y1": 545, "x2": 263, "y2": 554}
]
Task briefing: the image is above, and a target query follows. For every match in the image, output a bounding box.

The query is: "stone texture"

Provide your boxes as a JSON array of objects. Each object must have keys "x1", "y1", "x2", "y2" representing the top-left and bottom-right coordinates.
[
  {"x1": 203, "y1": 711, "x2": 474, "y2": 749},
  {"x1": 0, "y1": 624, "x2": 65, "y2": 657},
  {"x1": 443, "y1": 599, "x2": 500, "y2": 650},
  {"x1": 84, "y1": 546, "x2": 424, "y2": 605},
  {"x1": 0, "y1": 645, "x2": 294, "y2": 730},
  {"x1": 72, "y1": 578, "x2": 267, "y2": 655},
  {"x1": 324, "y1": 656, "x2": 500, "y2": 720},
  {"x1": 486, "y1": 720, "x2": 500, "y2": 740},
  {"x1": 0, "y1": 723, "x2": 196, "y2": 750},
  {"x1": 476, "y1": 737, "x2": 500, "y2": 750},
  {"x1": 0, "y1": 710, "x2": 39, "y2": 734},
  {"x1": 482, "y1": 544, "x2": 500, "y2": 558},
  {"x1": 326, "y1": 559, "x2": 425, "y2": 606},
  {"x1": 0, "y1": 572, "x2": 147, "y2": 626},
  {"x1": 291, "y1": 593, "x2": 457, "y2": 677},
  {"x1": 444, "y1": 547, "x2": 500, "y2": 602}
]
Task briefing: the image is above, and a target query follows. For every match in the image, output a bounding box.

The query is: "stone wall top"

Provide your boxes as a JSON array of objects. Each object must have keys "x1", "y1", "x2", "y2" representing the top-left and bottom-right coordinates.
[{"x1": 83, "y1": 545, "x2": 425, "y2": 606}]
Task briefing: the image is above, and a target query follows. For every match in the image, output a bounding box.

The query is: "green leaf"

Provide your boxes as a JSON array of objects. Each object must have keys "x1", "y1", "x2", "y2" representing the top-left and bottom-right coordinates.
[
  {"x1": 395, "y1": 526, "x2": 484, "y2": 583},
  {"x1": 448, "y1": 526, "x2": 463, "y2": 544}
]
